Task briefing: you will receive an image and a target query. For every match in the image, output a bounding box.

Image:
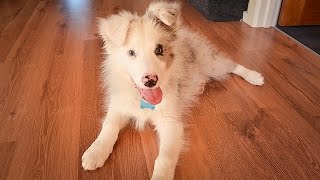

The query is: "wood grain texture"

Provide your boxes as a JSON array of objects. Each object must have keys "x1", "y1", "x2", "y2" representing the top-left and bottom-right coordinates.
[
  {"x1": 0, "y1": 141, "x2": 17, "y2": 180},
  {"x1": 0, "y1": 0, "x2": 320, "y2": 179},
  {"x1": 0, "y1": 0, "x2": 40, "y2": 62}
]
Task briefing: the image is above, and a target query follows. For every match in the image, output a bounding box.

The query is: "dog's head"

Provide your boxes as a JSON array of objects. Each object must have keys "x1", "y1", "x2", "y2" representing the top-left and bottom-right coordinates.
[{"x1": 98, "y1": 1, "x2": 181, "y2": 105}]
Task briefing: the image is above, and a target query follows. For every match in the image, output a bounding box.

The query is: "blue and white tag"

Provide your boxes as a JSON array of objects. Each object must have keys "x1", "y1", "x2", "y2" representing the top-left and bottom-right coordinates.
[{"x1": 140, "y1": 99, "x2": 155, "y2": 110}]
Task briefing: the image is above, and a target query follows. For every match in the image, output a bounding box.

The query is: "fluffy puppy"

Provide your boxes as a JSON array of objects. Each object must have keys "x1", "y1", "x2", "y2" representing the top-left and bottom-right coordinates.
[{"x1": 82, "y1": 1, "x2": 264, "y2": 179}]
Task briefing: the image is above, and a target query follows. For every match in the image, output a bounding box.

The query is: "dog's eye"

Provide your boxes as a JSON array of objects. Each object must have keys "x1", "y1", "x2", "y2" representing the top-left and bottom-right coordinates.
[
  {"x1": 128, "y1": 50, "x2": 136, "y2": 57},
  {"x1": 155, "y1": 44, "x2": 163, "y2": 56}
]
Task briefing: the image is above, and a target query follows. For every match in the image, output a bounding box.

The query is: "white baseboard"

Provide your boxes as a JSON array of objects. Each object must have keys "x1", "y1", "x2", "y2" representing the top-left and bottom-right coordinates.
[{"x1": 243, "y1": 0, "x2": 282, "y2": 28}]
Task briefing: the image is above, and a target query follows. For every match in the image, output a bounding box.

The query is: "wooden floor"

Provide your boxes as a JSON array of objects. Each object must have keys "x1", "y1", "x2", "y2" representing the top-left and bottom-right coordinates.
[{"x1": 1, "y1": 0, "x2": 320, "y2": 179}]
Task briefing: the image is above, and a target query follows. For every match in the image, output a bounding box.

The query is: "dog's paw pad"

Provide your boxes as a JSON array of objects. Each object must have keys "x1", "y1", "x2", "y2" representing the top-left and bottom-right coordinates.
[
  {"x1": 81, "y1": 143, "x2": 111, "y2": 171},
  {"x1": 245, "y1": 70, "x2": 264, "y2": 86}
]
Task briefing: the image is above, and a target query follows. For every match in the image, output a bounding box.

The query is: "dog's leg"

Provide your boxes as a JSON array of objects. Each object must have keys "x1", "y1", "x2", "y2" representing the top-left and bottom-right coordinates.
[
  {"x1": 152, "y1": 121, "x2": 184, "y2": 180},
  {"x1": 231, "y1": 64, "x2": 264, "y2": 86},
  {"x1": 82, "y1": 110, "x2": 128, "y2": 170},
  {"x1": 207, "y1": 56, "x2": 264, "y2": 86}
]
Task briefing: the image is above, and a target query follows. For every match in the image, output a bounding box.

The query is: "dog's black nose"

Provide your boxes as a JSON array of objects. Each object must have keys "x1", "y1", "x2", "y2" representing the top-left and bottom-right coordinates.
[
  {"x1": 142, "y1": 75, "x2": 158, "y2": 88},
  {"x1": 144, "y1": 80, "x2": 157, "y2": 88}
]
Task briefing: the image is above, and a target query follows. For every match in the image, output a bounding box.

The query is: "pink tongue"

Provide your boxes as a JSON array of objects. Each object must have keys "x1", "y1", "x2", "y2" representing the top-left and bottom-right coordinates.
[{"x1": 139, "y1": 87, "x2": 163, "y2": 105}]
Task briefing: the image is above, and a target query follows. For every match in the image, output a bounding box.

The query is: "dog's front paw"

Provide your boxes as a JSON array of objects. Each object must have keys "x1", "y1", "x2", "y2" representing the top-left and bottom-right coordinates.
[
  {"x1": 245, "y1": 70, "x2": 264, "y2": 86},
  {"x1": 82, "y1": 140, "x2": 112, "y2": 170}
]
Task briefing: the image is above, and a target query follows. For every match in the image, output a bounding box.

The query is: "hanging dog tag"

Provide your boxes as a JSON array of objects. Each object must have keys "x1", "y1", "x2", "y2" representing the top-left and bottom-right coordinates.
[{"x1": 140, "y1": 99, "x2": 155, "y2": 110}]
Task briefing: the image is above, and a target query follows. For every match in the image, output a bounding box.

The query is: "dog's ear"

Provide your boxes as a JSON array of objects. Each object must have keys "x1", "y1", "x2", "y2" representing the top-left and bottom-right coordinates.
[
  {"x1": 98, "y1": 11, "x2": 135, "y2": 46},
  {"x1": 145, "y1": 1, "x2": 181, "y2": 28}
]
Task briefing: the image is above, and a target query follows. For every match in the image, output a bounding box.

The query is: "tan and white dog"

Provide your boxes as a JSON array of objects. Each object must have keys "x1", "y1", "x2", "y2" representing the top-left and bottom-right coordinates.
[{"x1": 82, "y1": 1, "x2": 264, "y2": 179}]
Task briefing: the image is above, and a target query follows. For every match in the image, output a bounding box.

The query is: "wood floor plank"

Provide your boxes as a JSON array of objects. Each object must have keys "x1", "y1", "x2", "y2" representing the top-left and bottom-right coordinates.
[
  {"x1": 111, "y1": 127, "x2": 150, "y2": 180},
  {"x1": 1, "y1": 1, "x2": 84, "y2": 179},
  {"x1": 0, "y1": 0, "x2": 320, "y2": 179},
  {"x1": 0, "y1": 141, "x2": 17, "y2": 180},
  {"x1": 139, "y1": 125, "x2": 159, "y2": 177},
  {"x1": 0, "y1": 0, "x2": 40, "y2": 62},
  {"x1": 0, "y1": 0, "x2": 28, "y2": 32},
  {"x1": 79, "y1": 38, "x2": 110, "y2": 179}
]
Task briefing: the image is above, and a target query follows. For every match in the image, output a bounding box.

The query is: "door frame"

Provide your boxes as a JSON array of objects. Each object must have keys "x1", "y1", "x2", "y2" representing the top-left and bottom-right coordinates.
[{"x1": 243, "y1": 0, "x2": 282, "y2": 28}]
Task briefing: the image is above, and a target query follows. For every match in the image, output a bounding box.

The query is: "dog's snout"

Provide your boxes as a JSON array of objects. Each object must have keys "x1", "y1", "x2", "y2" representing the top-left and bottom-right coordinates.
[{"x1": 142, "y1": 75, "x2": 158, "y2": 88}]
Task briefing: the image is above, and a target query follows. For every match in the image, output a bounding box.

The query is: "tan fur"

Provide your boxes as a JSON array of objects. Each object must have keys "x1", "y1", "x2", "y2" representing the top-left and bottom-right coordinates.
[{"x1": 82, "y1": 1, "x2": 264, "y2": 180}]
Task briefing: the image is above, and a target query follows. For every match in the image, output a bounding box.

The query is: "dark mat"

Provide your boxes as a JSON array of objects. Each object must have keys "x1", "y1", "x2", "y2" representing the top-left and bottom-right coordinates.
[
  {"x1": 188, "y1": 0, "x2": 249, "y2": 22},
  {"x1": 277, "y1": 26, "x2": 320, "y2": 55}
]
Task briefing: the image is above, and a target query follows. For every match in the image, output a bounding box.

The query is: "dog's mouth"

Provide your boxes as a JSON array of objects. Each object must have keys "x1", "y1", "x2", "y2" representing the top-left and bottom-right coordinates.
[{"x1": 136, "y1": 86, "x2": 163, "y2": 105}]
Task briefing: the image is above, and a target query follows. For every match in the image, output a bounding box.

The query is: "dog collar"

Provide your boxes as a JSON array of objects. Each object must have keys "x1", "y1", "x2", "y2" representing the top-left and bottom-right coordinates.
[{"x1": 140, "y1": 99, "x2": 155, "y2": 110}]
